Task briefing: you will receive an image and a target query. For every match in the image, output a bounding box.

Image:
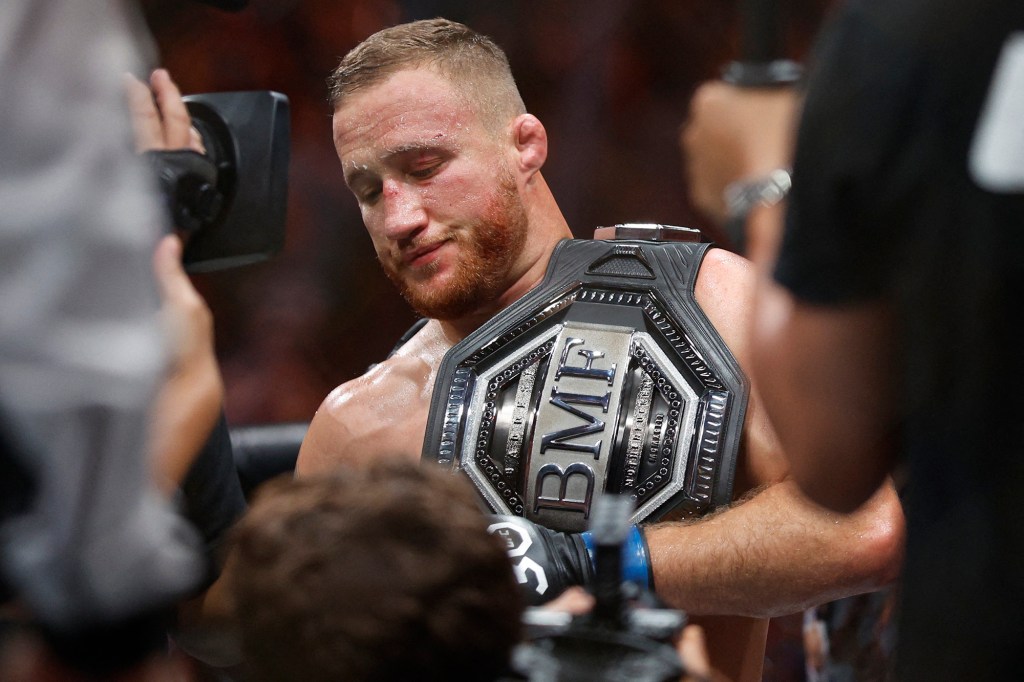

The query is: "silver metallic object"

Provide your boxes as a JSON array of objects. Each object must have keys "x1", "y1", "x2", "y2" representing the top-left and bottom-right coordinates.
[{"x1": 423, "y1": 227, "x2": 749, "y2": 532}]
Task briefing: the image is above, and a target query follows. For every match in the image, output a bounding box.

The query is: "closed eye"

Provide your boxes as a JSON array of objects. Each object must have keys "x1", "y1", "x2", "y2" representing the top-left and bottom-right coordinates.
[
  {"x1": 408, "y1": 160, "x2": 444, "y2": 180},
  {"x1": 355, "y1": 182, "x2": 382, "y2": 205}
]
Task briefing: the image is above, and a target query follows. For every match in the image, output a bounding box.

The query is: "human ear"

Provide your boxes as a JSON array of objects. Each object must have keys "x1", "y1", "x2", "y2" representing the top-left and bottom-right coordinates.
[{"x1": 511, "y1": 114, "x2": 548, "y2": 178}]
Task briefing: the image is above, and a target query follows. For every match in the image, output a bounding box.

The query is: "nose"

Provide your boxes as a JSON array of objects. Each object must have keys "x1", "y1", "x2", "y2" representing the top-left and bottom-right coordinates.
[{"x1": 380, "y1": 178, "x2": 428, "y2": 242}]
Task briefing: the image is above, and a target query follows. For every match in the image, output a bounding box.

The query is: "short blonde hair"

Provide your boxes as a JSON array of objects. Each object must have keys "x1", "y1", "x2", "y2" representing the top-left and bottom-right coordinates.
[{"x1": 327, "y1": 18, "x2": 526, "y2": 134}]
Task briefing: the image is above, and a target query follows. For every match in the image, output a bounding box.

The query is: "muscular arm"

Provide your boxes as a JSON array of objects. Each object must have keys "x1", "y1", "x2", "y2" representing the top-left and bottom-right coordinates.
[
  {"x1": 296, "y1": 355, "x2": 433, "y2": 475},
  {"x1": 648, "y1": 477, "x2": 902, "y2": 617},
  {"x1": 643, "y1": 248, "x2": 904, "y2": 618},
  {"x1": 297, "y1": 319, "x2": 456, "y2": 476}
]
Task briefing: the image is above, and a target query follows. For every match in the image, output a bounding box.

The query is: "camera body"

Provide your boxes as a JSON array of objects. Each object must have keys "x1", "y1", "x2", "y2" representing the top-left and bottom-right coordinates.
[
  {"x1": 149, "y1": 91, "x2": 290, "y2": 272},
  {"x1": 512, "y1": 497, "x2": 688, "y2": 682}
]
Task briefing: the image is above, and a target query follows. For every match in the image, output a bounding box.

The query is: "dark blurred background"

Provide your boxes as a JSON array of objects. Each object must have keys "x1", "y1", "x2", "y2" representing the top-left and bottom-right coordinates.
[
  {"x1": 139, "y1": 0, "x2": 830, "y2": 428},
  {"x1": 139, "y1": 1, "x2": 831, "y2": 679}
]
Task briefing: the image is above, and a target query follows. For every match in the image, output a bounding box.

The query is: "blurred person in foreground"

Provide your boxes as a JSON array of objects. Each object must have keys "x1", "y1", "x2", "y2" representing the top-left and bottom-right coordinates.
[
  {"x1": 682, "y1": 0, "x2": 1024, "y2": 678},
  {"x1": 226, "y1": 459, "x2": 712, "y2": 682},
  {"x1": 0, "y1": 1, "x2": 229, "y2": 678},
  {"x1": 293, "y1": 17, "x2": 904, "y2": 681}
]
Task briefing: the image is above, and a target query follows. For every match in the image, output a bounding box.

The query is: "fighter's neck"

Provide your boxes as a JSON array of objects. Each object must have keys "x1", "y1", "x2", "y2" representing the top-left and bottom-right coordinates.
[
  {"x1": 437, "y1": 258, "x2": 549, "y2": 341},
  {"x1": 441, "y1": 233, "x2": 569, "y2": 341},
  {"x1": 441, "y1": 183, "x2": 572, "y2": 341}
]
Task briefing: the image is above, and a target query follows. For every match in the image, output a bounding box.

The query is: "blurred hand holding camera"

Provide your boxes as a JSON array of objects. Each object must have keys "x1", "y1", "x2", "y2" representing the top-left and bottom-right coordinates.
[
  {"x1": 148, "y1": 233, "x2": 223, "y2": 493},
  {"x1": 542, "y1": 587, "x2": 712, "y2": 682},
  {"x1": 123, "y1": 68, "x2": 224, "y2": 492},
  {"x1": 125, "y1": 69, "x2": 205, "y2": 155}
]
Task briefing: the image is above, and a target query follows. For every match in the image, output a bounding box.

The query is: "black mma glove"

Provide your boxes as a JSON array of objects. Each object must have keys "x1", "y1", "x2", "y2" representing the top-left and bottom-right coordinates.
[{"x1": 487, "y1": 516, "x2": 653, "y2": 605}]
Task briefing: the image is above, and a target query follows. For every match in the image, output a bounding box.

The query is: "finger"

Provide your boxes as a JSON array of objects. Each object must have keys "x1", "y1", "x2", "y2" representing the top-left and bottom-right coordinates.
[
  {"x1": 123, "y1": 72, "x2": 165, "y2": 153},
  {"x1": 677, "y1": 624, "x2": 712, "y2": 682},
  {"x1": 152, "y1": 234, "x2": 188, "y2": 302},
  {"x1": 189, "y1": 126, "x2": 207, "y2": 155},
  {"x1": 150, "y1": 68, "x2": 193, "y2": 150},
  {"x1": 540, "y1": 586, "x2": 594, "y2": 616}
]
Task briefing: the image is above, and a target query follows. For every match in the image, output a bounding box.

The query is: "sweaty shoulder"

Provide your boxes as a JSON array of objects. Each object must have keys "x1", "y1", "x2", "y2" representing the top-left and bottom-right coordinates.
[
  {"x1": 693, "y1": 247, "x2": 788, "y2": 492},
  {"x1": 296, "y1": 320, "x2": 454, "y2": 476},
  {"x1": 693, "y1": 247, "x2": 755, "y2": 362}
]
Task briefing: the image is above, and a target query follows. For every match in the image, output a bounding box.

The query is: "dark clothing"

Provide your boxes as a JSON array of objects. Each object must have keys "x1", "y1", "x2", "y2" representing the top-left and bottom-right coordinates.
[
  {"x1": 181, "y1": 413, "x2": 248, "y2": 588},
  {"x1": 775, "y1": 1, "x2": 1024, "y2": 679}
]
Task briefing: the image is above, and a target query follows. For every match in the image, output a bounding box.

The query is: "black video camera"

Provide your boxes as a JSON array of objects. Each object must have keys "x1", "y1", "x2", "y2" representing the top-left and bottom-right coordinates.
[
  {"x1": 147, "y1": 91, "x2": 290, "y2": 273},
  {"x1": 510, "y1": 496, "x2": 689, "y2": 682}
]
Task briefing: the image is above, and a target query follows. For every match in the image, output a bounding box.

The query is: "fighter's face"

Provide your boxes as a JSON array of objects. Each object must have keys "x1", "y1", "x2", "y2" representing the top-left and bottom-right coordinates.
[{"x1": 332, "y1": 68, "x2": 528, "y2": 321}]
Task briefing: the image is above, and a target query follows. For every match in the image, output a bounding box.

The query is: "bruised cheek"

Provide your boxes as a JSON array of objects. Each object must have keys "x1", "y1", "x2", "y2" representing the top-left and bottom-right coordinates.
[{"x1": 422, "y1": 169, "x2": 484, "y2": 216}]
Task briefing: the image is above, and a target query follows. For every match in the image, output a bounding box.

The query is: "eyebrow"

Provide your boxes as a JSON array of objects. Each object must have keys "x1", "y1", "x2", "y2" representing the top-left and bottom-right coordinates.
[
  {"x1": 343, "y1": 139, "x2": 449, "y2": 186},
  {"x1": 388, "y1": 140, "x2": 438, "y2": 155},
  {"x1": 343, "y1": 164, "x2": 374, "y2": 189}
]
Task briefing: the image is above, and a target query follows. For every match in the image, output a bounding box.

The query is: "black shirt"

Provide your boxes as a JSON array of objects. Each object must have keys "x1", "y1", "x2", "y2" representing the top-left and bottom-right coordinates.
[{"x1": 774, "y1": 1, "x2": 1024, "y2": 678}]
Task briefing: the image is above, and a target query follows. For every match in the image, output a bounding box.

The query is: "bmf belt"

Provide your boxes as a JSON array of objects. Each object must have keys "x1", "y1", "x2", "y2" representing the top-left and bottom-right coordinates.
[{"x1": 422, "y1": 227, "x2": 749, "y2": 533}]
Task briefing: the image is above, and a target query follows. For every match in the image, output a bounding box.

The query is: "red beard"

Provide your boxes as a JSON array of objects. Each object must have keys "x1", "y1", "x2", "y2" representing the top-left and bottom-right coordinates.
[{"x1": 378, "y1": 175, "x2": 528, "y2": 321}]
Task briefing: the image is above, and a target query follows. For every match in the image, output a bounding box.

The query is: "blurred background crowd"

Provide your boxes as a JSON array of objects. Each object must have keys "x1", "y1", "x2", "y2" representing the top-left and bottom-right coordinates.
[
  {"x1": 139, "y1": 0, "x2": 830, "y2": 426},
  {"x1": 135, "y1": 3, "x2": 832, "y2": 678}
]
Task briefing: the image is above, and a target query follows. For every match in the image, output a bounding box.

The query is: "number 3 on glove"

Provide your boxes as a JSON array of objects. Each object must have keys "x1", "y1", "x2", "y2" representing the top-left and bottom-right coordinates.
[{"x1": 487, "y1": 515, "x2": 652, "y2": 605}]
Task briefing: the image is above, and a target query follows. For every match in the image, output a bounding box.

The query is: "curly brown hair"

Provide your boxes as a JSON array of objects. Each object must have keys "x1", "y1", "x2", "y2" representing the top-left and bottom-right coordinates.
[
  {"x1": 227, "y1": 460, "x2": 523, "y2": 682},
  {"x1": 327, "y1": 18, "x2": 526, "y2": 134}
]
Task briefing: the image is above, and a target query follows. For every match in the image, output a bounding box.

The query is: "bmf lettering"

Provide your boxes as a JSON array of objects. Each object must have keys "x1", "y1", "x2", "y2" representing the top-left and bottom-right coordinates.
[
  {"x1": 533, "y1": 462, "x2": 596, "y2": 517},
  {"x1": 540, "y1": 337, "x2": 617, "y2": 459},
  {"x1": 528, "y1": 325, "x2": 632, "y2": 528}
]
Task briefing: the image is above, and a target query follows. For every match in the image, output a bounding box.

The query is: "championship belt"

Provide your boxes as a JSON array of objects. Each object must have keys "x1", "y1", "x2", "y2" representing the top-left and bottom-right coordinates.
[{"x1": 422, "y1": 225, "x2": 749, "y2": 533}]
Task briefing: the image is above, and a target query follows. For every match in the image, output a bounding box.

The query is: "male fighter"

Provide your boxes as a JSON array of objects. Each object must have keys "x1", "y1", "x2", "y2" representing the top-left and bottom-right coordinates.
[{"x1": 295, "y1": 19, "x2": 904, "y2": 681}]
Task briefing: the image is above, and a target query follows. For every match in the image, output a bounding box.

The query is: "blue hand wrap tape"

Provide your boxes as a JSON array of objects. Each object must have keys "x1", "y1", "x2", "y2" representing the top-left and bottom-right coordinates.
[{"x1": 580, "y1": 525, "x2": 652, "y2": 591}]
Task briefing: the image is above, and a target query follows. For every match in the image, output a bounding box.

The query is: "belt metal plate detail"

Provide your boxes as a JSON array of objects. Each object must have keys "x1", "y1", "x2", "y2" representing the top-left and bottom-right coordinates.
[{"x1": 423, "y1": 239, "x2": 748, "y2": 533}]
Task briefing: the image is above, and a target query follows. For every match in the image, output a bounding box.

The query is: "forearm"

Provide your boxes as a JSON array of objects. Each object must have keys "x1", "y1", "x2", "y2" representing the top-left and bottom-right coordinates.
[
  {"x1": 646, "y1": 478, "x2": 904, "y2": 618},
  {"x1": 150, "y1": 355, "x2": 224, "y2": 493},
  {"x1": 171, "y1": 418, "x2": 248, "y2": 668},
  {"x1": 751, "y1": 293, "x2": 898, "y2": 510},
  {"x1": 747, "y1": 205, "x2": 898, "y2": 510}
]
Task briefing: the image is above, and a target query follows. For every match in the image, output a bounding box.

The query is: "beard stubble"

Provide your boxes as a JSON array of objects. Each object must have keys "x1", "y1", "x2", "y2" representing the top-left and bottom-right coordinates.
[{"x1": 379, "y1": 172, "x2": 529, "y2": 321}]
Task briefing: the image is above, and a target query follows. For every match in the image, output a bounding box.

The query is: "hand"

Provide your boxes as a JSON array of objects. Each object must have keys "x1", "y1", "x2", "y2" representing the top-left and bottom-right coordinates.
[
  {"x1": 487, "y1": 516, "x2": 652, "y2": 605},
  {"x1": 148, "y1": 234, "x2": 223, "y2": 492},
  {"x1": 680, "y1": 81, "x2": 800, "y2": 224},
  {"x1": 488, "y1": 516, "x2": 594, "y2": 605},
  {"x1": 124, "y1": 68, "x2": 204, "y2": 154},
  {"x1": 541, "y1": 585, "x2": 595, "y2": 615},
  {"x1": 542, "y1": 587, "x2": 713, "y2": 682},
  {"x1": 676, "y1": 623, "x2": 712, "y2": 682}
]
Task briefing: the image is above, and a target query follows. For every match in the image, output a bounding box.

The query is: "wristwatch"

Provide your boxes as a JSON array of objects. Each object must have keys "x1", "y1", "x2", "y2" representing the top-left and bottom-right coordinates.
[
  {"x1": 722, "y1": 168, "x2": 792, "y2": 254},
  {"x1": 724, "y1": 168, "x2": 793, "y2": 221}
]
